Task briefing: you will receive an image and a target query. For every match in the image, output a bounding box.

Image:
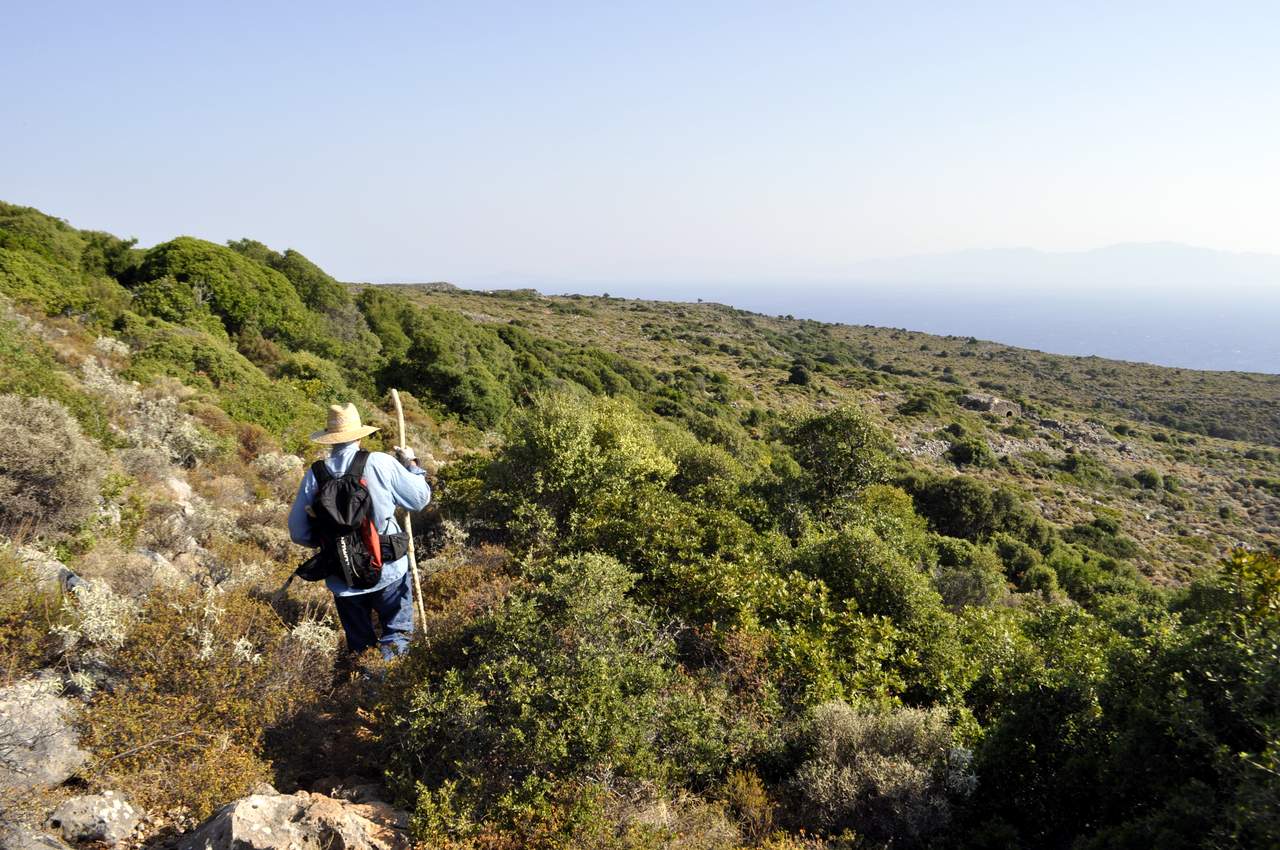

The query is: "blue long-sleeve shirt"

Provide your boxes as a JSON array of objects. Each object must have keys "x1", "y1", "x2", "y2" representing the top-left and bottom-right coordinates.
[{"x1": 288, "y1": 441, "x2": 430, "y2": 596}]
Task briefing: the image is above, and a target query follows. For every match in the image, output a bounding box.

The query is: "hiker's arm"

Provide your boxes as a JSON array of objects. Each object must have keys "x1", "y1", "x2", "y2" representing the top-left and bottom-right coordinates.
[
  {"x1": 287, "y1": 470, "x2": 318, "y2": 547},
  {"x1": 386, "y1": 453, "x2": 430, "y2": 512}
]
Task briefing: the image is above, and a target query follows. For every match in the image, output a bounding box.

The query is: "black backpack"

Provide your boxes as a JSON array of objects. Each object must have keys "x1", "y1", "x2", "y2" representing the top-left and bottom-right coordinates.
[{"x1": 294, "y1": 451, "x2": 408, "y2": 589}]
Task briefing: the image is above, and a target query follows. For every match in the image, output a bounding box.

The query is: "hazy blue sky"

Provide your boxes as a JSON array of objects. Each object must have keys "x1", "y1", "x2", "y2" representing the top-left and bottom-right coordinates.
[{"x1": 4, "y1": 1, "x2": 1279, "y2": 285}]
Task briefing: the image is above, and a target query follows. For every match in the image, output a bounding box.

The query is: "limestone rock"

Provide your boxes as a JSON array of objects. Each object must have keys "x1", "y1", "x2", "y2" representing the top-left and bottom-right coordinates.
[
  {"x1": 0, "y1": 824, "x2": 72, "y2": 850},
  {"x1": 177, "y1": 791, "x2": 410, "y2": 850},
  {"x1": 0, "y1": 679, "x2": 89, "y2": 791},
  {"x1": 46, "y1": 791, "x2": 139, "y2": 845}
]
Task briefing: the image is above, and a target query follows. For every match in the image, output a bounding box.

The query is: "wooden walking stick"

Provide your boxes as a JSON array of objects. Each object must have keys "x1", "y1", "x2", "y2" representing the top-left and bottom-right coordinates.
[{"x1": 392, "y1": 389, "x2": 429, "y2": 628}]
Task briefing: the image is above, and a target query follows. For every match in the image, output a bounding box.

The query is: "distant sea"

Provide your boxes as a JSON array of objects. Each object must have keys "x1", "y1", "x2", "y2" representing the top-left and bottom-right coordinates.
[{"x1": 568, "y1": 283, "x2": 1280, "y2": 374}]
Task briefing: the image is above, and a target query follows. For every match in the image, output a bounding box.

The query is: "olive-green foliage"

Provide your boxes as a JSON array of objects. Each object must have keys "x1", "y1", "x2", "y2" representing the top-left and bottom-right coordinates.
[
  {"x1": 962, "y1": 551, "x2": 1280, "y2": 848},
  {"x1": 786, "y1": 701, "x2": 963, "y2": 846},
  {"x1": 946, "y1": 435, "x2": 995, "y2": 468},
  {"x1": 897, "y1": 387, "x2": 951, "y2": 417},
  {"x1": 0, "y1": 394, "x2": 106, "y2": 540},
  {"x1": 1055, "y1": 450, "x2": 1112, "y2": 484},
  {"x1": 1134, "y1": 467, "x2": 1164, "y2": 490},
  {"x1": 1060, "y1": 516, "x2": 1139, "y2": 560},
  {"x1": 785, "y1": 404, "x2": 893, "y2": 504},
  {"x1": 960, "y1": 604, "x2": 1124, "y2": 843},
  {"x1": 360, "y1": 287, "x2": 520, "y2": 427},
  {"x1": 275, "y1": 351, "x2": 353, "y2": 404},
  {"x1": 228, "y1": 240, "x2": 382, "y2": 378},
  {"x1": 131, "y1": 274, "x2": 227, "y2": 336},
  {"x1": 0, "y1": 547, "x2": 68, "y2": 684},
  {"x1": 0, "y1": 202, "x2": 133, "y2": 321},
  {"x1": 380, "y1": 553, "x2": 750, "y2": 839},
  {"x1": 906, "y1": 474, "x2": 1047, "y2": 546},
  {"x1": 794, "y1": 527, "x2": 965, "y2": 703},
  {"x1": 933, "y1": 537, "x2": 1006, "y2": 610},
  {"x1": 826, "y1": 485, "x2": 934, "y2": 566},
  {"x1": 482, "y1": 391, "x2": 676, "y2": 550},
  {"x1": 137, "y1": 238, "x2": 319, "y2": 347},
  {"x1": 0, "y1": 202, "x2": 88, "y2": 266},
  {"x1": 122, "y1": 314, "x2": 320, "y2": 443}
]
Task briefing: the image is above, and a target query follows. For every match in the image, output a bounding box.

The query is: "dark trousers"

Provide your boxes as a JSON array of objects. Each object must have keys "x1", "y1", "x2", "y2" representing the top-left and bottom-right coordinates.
[{"x1": 333, "y1": 571, "x2": 414, "y2": 658}]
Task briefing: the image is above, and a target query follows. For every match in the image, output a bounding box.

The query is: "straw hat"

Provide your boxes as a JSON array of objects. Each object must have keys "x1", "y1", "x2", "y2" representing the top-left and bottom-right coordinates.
[{"x1": 309, "y1": 403, "x2": 379, "y2": 444}]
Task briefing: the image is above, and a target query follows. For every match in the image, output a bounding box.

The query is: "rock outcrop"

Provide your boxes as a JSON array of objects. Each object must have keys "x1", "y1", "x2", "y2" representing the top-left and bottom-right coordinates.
[
  {"x1": 177, "y1": 790, "x2": 410, "y2": 850},
  {"x1": 46, "y1": 791, "x2": 139, "y2": 845},
  {"x1": 0, "y1": 678, "x2": 89, "y2": 792}
]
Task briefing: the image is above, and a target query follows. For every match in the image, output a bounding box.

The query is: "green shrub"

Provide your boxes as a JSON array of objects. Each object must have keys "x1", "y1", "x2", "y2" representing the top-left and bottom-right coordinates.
[
  {"x1": 275, "y1": 351, "x2": 352, "y2": 404},
  {"x1": 787, "y1": 701, "x2": 967, "y2": 845},
  {"x1": 1134, "y1": 468, "x2": 1163, "y2": 490},
  {"x1": 122, "y1": 315, "x2": 320, "y2": 443},
  {"x1": 482, "y1": 391, "x2": 675, "y2": 550},
  {"x1": 137, "y1": 237, "x2": 319, "y2": 347},
  {"x1": 1055, "y1": 451, "x2": 1111, "y2": 484},
  {"x1": 1021, "y1": 564, "x2": 1060, "y2": 599},
  {"x1": 907, "y1": 475, "x2": 1044, "y2": 544},
  {"x1": 0, "y1": 202, "x2": 87, "y2": 266},
  {"x1": 131, "y1": 274, "x2": 226, "y2": 335},
  {"x1": 897, "y1": 387, "x2": 950, "y2": 417},
  {"x1": 0, "y1": 395, "x2": 106, "y2": 540},
  {"x1": 794, "y1": 527, "x2": 964, "y2": 702},
  {"x1": 0, "y1": 546, "x2": 69, "y2": 684},
  {"x1": 0, "y1": 314, "x2": 113, "y2": 442},
  {"x1": 933, "y1": 537, "x2": 1006, "y2": 610},
  {"x1": 380, "y1": 553, "x2": 749, "y2": 838},
  {"x1": 81, "y1": 588, "x2": 331, "y2": 820},
  {"x1": 947, "y1": 436, "x2": 995, "y2": 468},
  {"x1": 785, "y1": 405, "x2": 893, "y2": 503}
]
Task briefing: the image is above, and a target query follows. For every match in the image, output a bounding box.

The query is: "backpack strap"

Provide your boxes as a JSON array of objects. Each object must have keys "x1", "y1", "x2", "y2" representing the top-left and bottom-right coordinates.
[
  {"x1": 311, "y1": 459, "x2": 332, "y2": 486},
  {"x1": 348, "y1": 450, "x2": 371, "y2": 482}
]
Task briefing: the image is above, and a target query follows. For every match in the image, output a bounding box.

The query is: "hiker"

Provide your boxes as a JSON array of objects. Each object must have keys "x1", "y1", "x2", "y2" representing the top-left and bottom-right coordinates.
[{"x1": 288, "y1": 402, "x2": 430, "y2": 658}]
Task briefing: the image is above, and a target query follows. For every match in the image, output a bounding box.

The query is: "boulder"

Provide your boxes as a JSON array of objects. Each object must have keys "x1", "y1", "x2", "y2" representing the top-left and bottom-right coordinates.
[
  {"x1": 0, "y1": 824, "x2": 72, "y2": 850},
  {"x1": 46, "y1": 791, "x2": 139, "y2": 845},
  {"x1": 177, "y1": 791, "x2": 410, "y2": 850},
  {"x1": 0, "y1": 679, "x2": 89, "y2": 791}
]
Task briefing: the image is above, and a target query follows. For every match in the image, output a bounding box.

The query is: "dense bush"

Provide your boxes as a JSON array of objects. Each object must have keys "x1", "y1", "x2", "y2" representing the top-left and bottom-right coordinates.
[
  {"x1": 137, "y1": 237, "x2": 319, "y2": 348},
  {"x1": 946, "y1": 435, "x2": 995, "y2": 468},
  {"x1": 0, "y1": 395, "x2": 106, "y2": 540},
  {"x1": 794, "y1": 528, "x2": 965, "y2": 703},
  {"x1": 786, "y1": 701, "x2": 969, "y2": 846},
  {"x1": 785, "y1": 405, "x2": 893, "y2": 505},
  {"x1": 906, "y1": 474, "x2": 1047, "y2": 546},
  {"x1": 380, "y1": 553, "x2": 754, "y2": 840},
  {"x1": 480, "y1": 391, "x2": 676, "y2": 550},
  {"x1": 933, "y1": 537, "x2": 1006, "y2": 609}
]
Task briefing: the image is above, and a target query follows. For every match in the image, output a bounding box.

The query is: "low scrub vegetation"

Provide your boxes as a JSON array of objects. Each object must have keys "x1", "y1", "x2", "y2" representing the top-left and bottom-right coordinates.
[{"x1": 0, "y1": 201, "x2": 1277, "y2": 848}]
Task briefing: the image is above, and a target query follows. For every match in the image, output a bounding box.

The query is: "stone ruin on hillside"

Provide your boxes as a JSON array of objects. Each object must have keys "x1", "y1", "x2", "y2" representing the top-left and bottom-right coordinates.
[{"x1": 958, "y1": 393, "x2": 1021, "y2": 418}]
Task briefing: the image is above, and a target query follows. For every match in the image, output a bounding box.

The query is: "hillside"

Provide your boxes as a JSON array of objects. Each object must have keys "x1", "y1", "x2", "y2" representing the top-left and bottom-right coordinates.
[
  {"x1": 382, "y1": 284, "x2": 1280, "y2": 584},
  {"x1": 1, "y1": 201, "x2": 1278, "y2": 849}
]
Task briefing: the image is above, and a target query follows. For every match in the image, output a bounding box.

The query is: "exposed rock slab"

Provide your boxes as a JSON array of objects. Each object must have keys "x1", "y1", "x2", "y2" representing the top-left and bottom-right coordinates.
[
  {"x1": 177, "y1": 791, "x2": 410, "y2": 850},
  {"x1": 0, "y1": 679, "x2": 89, "y2": 791}
]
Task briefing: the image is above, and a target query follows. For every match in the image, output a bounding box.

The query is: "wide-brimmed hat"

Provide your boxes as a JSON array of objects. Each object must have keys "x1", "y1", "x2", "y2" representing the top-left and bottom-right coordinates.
[{"x1": 309, "y1": 403, "x2": 379, "y2": 444}]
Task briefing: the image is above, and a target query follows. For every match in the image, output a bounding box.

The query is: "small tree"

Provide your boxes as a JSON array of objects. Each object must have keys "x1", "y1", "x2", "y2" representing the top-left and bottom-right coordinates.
[{"x1": 786, "y1": 405, "x2": 893, "y2": 504}]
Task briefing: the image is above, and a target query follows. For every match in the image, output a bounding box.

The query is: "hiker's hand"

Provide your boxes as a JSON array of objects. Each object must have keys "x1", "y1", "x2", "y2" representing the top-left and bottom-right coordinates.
[{"x1": 394, "y1": 446, "x2": 417, "y2": 468}]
